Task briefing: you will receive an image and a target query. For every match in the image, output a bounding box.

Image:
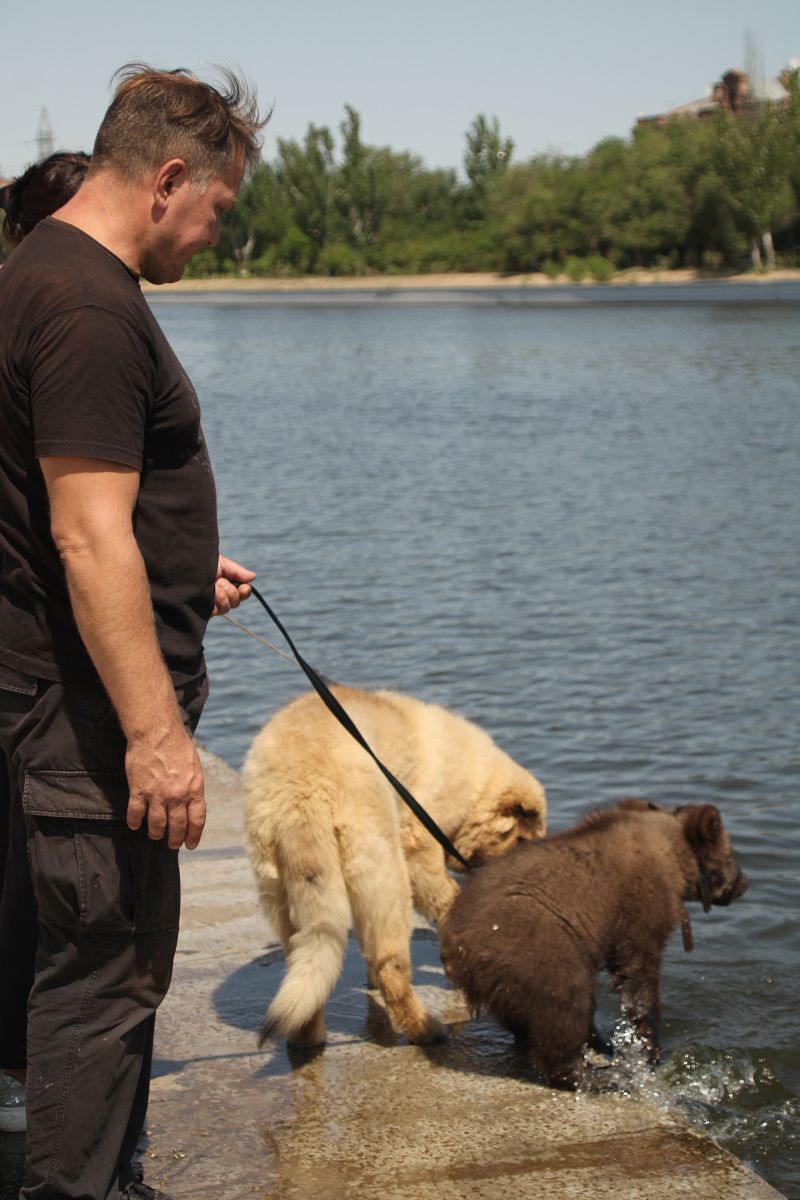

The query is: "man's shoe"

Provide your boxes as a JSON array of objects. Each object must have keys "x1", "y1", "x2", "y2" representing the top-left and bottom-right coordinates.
[
  {"x1": 0, "y1": 1073, "x2": 25, "y2": 1134},
  {"x1": 121, "y1": 1182, "x2": 176, "y2": 1200}
]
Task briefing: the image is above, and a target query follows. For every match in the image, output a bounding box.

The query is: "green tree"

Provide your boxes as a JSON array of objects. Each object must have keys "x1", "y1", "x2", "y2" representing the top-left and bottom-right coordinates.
[
  {"x1": 599, "y1": 125, "x2": 692, "y2": 267},
  {"x1": 776, "y1": 69, "x2": 800, "y2": 239},
  {"x1": 222, "y1": 163, "x2": 291, "y2": 276},
  {"x1": 463, "y1": 114, "x2": 513, "y2": 223},
  {"x1": 464, "y1": 114, "x2": 513, "y2": 190},
  {"x1": 487, "y1": 154, "x2": 591, "y2": 270},
  {"x1": 713, "y1": 101, "x2": 793, "y2": 270},
  {"x1": 336, "y1": 105, "x2": 385, "y2": 252},
  {"x1": 276, "y1": 124, "x2": 336, "y2": 262}
]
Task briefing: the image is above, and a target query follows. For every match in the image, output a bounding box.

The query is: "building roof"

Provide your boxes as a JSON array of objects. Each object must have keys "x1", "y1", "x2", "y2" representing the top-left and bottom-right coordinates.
[{"x1": 637, "y1": 60, "x2": 796, "y2": 127}]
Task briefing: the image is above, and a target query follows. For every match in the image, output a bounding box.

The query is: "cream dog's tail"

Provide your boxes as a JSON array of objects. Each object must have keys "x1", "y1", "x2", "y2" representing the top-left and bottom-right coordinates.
[{"x1": 253, "y1": 815, "x2": 352, "y2": 1047}]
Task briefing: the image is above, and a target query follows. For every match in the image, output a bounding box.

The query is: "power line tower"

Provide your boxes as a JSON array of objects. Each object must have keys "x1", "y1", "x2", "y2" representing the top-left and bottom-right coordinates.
[{"x1": 36, "y1": 108, "x2": 55, "y2": 161}]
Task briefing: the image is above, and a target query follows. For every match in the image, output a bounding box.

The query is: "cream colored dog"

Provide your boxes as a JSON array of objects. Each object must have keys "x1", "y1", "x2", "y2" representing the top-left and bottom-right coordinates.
[{"x1": 243, "y1": 686, "x2": 547, "y2": 1047}]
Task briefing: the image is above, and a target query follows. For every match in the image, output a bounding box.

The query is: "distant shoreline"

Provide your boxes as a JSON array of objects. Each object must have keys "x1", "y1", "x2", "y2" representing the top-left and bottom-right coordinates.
[{"x1": 142, "y1": 267, "x2": 800, "y2": 294}]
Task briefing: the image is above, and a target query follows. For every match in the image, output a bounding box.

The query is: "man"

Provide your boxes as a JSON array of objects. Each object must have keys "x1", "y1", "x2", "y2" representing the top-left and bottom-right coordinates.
[{"x1": 0, "y1": 65, "x2": 267, "y2": 1199}]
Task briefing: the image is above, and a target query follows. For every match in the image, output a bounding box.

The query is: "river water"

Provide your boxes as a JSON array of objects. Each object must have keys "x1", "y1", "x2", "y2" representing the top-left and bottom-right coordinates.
[{"x1": 149, "y1": 291, "x2": 799, "y2": 1197}]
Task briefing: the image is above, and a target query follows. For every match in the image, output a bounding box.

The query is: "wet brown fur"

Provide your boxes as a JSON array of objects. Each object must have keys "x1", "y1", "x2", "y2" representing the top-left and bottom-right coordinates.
[{"x1": 440, "y1": 799, "x2": 748, "y2": 1089}]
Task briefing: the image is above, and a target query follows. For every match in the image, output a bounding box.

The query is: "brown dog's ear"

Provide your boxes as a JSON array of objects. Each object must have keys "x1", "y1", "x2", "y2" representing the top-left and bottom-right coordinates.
[{"x1": 678, "y1": 805, "x2": 722, "y2": 848}]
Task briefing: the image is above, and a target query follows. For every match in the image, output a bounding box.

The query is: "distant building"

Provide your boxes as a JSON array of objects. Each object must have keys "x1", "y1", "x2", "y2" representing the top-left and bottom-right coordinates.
[{"x1": 637, "y1": 58, "x2": 799, "y2": 127}]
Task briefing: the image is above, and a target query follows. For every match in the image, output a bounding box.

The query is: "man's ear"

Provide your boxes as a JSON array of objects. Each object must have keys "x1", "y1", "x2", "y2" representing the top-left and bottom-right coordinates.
[{"x1": 153, "y1": 159, "x2": 188, "y2": 210}]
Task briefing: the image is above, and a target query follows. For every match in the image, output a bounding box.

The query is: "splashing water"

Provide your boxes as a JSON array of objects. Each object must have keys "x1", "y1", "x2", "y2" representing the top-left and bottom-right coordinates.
[{"x1": 578, "y1": 1021, "x2": 800, "y2": 1197}]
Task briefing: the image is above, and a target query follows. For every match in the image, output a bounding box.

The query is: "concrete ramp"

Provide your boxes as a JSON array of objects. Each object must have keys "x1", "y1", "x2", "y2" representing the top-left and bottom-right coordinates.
[{"x1": 144, "y1": 748, "x2": 782, "y2": 1199}]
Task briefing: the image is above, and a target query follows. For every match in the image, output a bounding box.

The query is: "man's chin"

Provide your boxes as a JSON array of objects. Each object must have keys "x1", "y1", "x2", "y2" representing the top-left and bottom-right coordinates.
[
  {"x1": 141, "y1": 264, "x2": 186, "y2": 286},
  {"x1": 139, "y1": 252, "x2": 191, "y2": 286}
]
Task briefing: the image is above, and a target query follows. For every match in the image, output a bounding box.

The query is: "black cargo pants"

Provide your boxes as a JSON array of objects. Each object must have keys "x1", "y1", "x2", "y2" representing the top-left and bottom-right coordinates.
[{"x1": 0, "y1": 664, "x2": 207, "y2": 1200}]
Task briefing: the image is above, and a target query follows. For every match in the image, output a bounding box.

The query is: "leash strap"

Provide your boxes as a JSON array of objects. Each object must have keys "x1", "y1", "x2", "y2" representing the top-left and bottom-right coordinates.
[{"x1": 248, "y1": 586, "x2": 472, "y2": 871}]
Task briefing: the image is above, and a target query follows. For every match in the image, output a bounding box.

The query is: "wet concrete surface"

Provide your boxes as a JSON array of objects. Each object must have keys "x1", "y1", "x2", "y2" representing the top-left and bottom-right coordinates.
[{"x1": 142, "y1": 748, "x2": 784, "y2": 1199}]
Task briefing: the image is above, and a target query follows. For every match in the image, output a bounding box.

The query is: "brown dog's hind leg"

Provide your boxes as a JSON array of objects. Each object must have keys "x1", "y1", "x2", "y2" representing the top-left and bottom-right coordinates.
[{"x1": 535, "y1": 987, "x2": 594, "y2": 1090}]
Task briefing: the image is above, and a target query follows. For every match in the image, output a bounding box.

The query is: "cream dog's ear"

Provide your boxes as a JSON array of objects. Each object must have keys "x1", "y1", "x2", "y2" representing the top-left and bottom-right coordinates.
[
  {"x1": 494, "y1": 790, "x2": 547, "y2": 844},
  {"x1": 499, "y1": 789, "x2": 544, "y2": 820}
]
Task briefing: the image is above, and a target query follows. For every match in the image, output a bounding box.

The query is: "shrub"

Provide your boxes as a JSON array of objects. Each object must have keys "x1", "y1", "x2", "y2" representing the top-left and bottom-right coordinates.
[
  {"x1": 701, "y1": 250, "x2": 725, "y2": 272},
  {"x1": 184, "y1": 248, "x2": 224, "y2": 278},
  {"x1": 317, "y1": 241, "x2": 364, "y2": 276},
  {"x1": 587, "y1": 255, "x2": 615, "y2": 281},
  {"x1": 277, "y1": 227, "x2": 315, "y2": 274},
  {"x1": 564, "y1": 256, "x2": 587, "y2": 282}
]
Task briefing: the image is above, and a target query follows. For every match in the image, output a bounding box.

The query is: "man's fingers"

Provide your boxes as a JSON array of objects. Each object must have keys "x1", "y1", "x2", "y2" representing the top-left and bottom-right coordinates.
[
  {"x1": 166, "y1": 804, "x2": 188, "y2": 849},
  {"x1": 184, "y1": 795, "x2": 206, "y2": 851},
  {"x1": 224, "y1": 582, "x2": 251, "y2": 610},
  {"x1": 212, "y1": 578, "x2": 252, "y2": 616},
  {"x1": 126, "y1": 795, "x2": 146, "y2": 831},
  {"x1": 146, "y1": 800, "x2": 169, "y2": 841},
  {"x1": 127, "y1": 794, "x2": 203, "y2": 848},
  {"x1": 217, "y1": 554, "x2": 256, "y2": 584},
  {"x1": 218, "y1": 580, "x2": 237, "y2": 609}
]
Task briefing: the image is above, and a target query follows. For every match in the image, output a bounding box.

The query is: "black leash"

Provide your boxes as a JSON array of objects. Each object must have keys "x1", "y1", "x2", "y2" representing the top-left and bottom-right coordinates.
[{"x1": 248, "y1": 585, "x2": 472, "y2": 871}]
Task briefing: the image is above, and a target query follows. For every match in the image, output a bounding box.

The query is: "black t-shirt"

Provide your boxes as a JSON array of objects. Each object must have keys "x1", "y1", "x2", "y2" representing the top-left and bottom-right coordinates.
[{"x1": 0, "y1": 218, "x2": 218, "y2": 683}]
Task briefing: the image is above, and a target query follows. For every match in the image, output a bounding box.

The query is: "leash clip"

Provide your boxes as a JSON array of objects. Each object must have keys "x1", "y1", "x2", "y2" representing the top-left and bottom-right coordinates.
[{"x1": 681, "y1": 906, "x2": 694, "y2": 953}]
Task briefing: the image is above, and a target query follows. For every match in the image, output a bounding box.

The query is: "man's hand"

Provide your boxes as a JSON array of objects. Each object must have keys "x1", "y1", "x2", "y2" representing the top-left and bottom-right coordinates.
[
  {"x1": 125, "y1": 724, "x2": 206, "y2": 849},
  {"x1": 212, "y1": 554, "x2": 256, "y2": 616}
]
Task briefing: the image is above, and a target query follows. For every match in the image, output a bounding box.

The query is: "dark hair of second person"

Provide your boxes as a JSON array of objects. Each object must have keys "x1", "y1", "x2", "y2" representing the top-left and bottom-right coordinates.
[{"x1": 0, "y1": 151, "x2": 91, "y2": 247}]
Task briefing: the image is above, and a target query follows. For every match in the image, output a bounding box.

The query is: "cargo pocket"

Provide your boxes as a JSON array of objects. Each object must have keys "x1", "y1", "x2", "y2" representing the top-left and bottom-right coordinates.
[
  {"x1": 0, "y1": 666, "x2": 38, "y2": 732},
  {"x1": 0, "y1": 664, "x2": 37, "y2": 697},
  {"x1": 27, "y1": 815, "x2": 136, "y2": 937},
  {"x1": 24, "y1": 773, "x2": 180, "y2": 938}
]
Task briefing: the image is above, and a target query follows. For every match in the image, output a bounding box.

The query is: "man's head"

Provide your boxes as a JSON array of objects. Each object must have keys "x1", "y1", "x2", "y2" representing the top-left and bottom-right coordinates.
[
  {"x1": 81, "y1": 65, "x2": 268, "y2": 283},
  {"x1": 91, "y1": 63, "x2": 265, "y2": 186}
]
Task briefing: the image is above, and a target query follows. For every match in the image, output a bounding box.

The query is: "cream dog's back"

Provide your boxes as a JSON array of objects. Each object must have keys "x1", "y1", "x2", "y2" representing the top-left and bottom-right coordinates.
[{"x1": 243, "y1": 686, "x2": 546, "y2": 1047}]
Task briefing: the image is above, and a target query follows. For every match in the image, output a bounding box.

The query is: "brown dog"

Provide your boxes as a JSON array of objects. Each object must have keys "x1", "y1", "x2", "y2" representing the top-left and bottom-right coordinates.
[{"x1": 440, "y1": 799, "x2": 747, "y2": 1089}]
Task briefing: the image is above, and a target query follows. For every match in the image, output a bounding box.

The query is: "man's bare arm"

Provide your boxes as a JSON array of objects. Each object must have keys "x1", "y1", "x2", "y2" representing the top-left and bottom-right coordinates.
[{"x1": 40, "y1": 455, "x2": 205, "y2": 849}]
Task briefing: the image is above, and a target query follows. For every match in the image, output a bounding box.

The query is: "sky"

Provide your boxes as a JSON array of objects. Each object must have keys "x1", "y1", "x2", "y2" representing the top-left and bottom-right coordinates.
[{"x1": 1, "y1": 0, "x2": 798, "y2": 181}]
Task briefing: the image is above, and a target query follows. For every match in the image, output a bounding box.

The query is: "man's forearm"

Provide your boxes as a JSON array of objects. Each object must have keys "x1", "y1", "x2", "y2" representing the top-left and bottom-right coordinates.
[
  {"x1": 58, "y1": 528, "x2": 205, "y2": 847},
  {"x1": 58, "y1": 529, "x2": 183, "y2": 741}
]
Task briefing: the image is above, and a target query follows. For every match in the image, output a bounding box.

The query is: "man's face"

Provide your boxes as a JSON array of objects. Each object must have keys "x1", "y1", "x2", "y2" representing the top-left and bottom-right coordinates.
[{"x1": 142, "y1": 159, "x2": 244, "y2": 285}]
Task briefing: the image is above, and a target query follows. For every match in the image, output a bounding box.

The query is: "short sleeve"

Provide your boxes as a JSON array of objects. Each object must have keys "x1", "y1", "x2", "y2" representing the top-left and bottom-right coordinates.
[{"x1": 26, "y1": 305, "x2": 155, "y2": 469}]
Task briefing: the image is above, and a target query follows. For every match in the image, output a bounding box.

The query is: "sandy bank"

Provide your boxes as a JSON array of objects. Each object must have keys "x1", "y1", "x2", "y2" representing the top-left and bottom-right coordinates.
[{"x1": 141, "y1": 267, "x2": 800, "y2": 294}]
